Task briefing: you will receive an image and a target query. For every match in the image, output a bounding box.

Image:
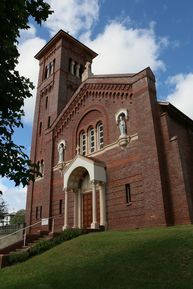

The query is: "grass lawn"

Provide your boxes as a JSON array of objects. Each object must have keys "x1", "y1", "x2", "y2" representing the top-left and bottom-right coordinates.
[{"x1": 1, "y1": 225, "x2": 193, "y2": 289}]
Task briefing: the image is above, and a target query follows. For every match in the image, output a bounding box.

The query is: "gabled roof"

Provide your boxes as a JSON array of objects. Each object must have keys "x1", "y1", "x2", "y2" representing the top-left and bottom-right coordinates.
[
  {"x1": 63, "y1": 154, "x2": 106, "y2": 175},
  {"x1": 48, "y1": 66, "x2": 154, "y2": 135},
  {"x1": 63, "y1": 154, "x2": 106, "y2": 189},
  {"x1": 159, "y1": 101, "x2": 193, "y2": 128},
  {"x1": 35, "y1": 29, "x2": 98, "y2": 60}
]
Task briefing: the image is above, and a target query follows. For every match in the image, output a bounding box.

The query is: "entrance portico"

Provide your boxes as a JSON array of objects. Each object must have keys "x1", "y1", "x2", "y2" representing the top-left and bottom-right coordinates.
[{"x1": 63, "y1": 155, "x2": 107, "y2": 230}]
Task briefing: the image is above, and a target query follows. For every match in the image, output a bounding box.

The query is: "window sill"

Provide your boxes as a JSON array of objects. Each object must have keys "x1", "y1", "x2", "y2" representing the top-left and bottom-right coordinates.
[
  {"x1": 126, "y1": 202, "x2": 132, "y2": 207},
  {"x1": 35, "y1": 176, "x2": 44, "y2": 182}
]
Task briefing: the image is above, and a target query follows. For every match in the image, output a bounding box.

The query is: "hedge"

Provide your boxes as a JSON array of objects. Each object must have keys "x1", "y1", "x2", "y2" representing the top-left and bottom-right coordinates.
[{"x1": 7, "y1": 228, "x2": 83, "y2": 266}]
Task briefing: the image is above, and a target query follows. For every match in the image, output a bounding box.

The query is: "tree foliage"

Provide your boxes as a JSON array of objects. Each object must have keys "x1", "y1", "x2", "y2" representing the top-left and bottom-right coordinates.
[
  {"x1": 0, "y1": 0, "x2": 52, "y2": 187},
  {"x1": 0, "y1": 196, "x2": 8, "y2": 219},
  {"x1": 10, "y1": 209, "x2": 26, "y2": 225}
]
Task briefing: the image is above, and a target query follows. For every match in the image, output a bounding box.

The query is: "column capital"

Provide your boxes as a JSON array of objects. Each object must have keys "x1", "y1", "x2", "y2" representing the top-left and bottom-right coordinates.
[
  {"x1": 72, "y1": 188, "x2": 78, "y2": 194},
  {"x1": 99, "y1": 181, "x2": 106, "y2": 187},
  {"x1": 90, "y1": 180, "x2": 99, "y2": 186}
]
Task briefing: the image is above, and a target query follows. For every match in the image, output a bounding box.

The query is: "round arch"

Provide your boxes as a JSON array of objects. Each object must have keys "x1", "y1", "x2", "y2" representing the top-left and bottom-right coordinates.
[{"x1": 63, "y1": 155, "x2": 106, "y2": 189}]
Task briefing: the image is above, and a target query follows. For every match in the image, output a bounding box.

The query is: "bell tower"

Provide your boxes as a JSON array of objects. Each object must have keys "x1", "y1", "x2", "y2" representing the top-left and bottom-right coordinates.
[
  {"x1": 35, "y1": 30, "x2": 97, "y2": 123},
  {"x1": 26, "y1": 31, "x2": 97, "y2": 228},
  {"x1": 30, "y1": 30, "x2": 98, "y2": 159}
]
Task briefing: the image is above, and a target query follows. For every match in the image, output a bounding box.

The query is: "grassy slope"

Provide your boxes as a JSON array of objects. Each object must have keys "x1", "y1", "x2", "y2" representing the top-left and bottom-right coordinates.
[{"x1": 1, "y1": 226, "x2": 193, "y2": 289}]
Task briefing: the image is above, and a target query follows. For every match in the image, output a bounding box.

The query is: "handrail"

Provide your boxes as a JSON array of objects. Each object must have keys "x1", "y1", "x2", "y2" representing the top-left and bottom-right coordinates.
[
  {"x1": 0, "y1": 220, "x2": 40, "y2": 241},
  {"x1": 0, "y1": 217, "x2": 54, "y2": 247}
]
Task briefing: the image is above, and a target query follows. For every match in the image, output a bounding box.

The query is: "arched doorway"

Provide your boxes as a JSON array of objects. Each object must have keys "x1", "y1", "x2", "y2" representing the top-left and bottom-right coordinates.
[{"x1": 63, "y1": 155, "x2": 106, "y2": 229}]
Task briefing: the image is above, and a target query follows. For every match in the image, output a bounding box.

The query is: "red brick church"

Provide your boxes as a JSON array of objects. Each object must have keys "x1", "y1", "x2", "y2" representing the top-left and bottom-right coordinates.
[{"x1": 26, "y1": 30, "x2": 193, "y2": 233}]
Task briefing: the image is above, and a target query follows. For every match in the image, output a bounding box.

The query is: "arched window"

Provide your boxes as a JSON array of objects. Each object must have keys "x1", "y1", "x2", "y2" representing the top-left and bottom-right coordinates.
[
  {"x1": 88, "y1": 127, "x2": 95, "y2": 153},
  {"x1": 79, "y1": 64, "x2": 84, "y2": 78},
  {"x1": 80, "y1": 131, "x2": 86, "y2": 156},
  {"x1": 44, "y1": 59, "x2": 55, "y2": 79},
  {"x1": 97, "y1": 122, "x2": 104, "y2": 149}
]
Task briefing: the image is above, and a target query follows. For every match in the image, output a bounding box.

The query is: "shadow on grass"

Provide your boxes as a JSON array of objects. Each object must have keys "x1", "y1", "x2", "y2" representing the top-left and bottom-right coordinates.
[{"x1": 1, "y1": 226, "x2": 193, "y2": 289}]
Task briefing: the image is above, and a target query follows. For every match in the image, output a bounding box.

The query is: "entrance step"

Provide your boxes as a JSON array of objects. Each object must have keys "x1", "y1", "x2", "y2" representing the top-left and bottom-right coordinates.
[
  {"x1": 85, "y1": 225, "x2": 105, "y2": 234},
  {"x1": 0, "y1": 232, "x2": 54, "y2": 269}
]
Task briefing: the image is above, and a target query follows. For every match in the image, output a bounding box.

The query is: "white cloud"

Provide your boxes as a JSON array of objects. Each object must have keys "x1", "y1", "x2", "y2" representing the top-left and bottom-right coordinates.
[
  {"x1": 0, "y1": 179, "x2": 26, "y2": 212},
  {"x1": 83, "y1": 21, "x2": 167, "y2": 74},
  {"x1": 45, "y1": 0, "x2": 100, "y2": 37},
  {"x1": 16, "y1": 1, "x2": 100, "y2": 124},
  {"x1": 19, "y1": 25, "x2": 36, "y2": 43},
  {"x1": 16, "y1": 2, "x2": 168, "y2": 124},
  {"x1": 17, "y1": 31, "x2": 46, "y2": 124},
  {"x1": 166, "y1": 73, "x2": 193, "y2": 120}
]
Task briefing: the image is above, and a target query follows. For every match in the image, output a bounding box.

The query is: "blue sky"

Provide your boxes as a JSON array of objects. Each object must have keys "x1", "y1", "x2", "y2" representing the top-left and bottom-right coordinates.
[{"x1": 1, "y1": 0, "x2": 193, "y2": 212}]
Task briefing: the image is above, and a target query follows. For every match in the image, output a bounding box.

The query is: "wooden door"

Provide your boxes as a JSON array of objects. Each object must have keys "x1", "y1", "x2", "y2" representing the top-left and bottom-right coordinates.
[
  {"x1": 83, "y1": 192, "x2": 92, "y2": 228},
  {"x1": 83, "y1": 192, "x2": 100, "y2": 228}
]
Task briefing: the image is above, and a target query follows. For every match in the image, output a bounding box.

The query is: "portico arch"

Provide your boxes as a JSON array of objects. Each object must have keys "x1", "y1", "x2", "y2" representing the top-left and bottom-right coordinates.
[{"x1": 63, "y1": 155, "x2": 106, "y2": 230}]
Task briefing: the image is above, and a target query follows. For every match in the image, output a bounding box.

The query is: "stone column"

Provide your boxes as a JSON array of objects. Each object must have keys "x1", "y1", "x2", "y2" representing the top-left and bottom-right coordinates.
[
  {"x1": 63, "y1": 188, "x2": 69, "y2": 230},
  {"x1": 91, "y1": 181, "x2": 99, "y2": 229},
  {"x1": 99, "y1": 182, "x2": 107, "y2": 227},
  {"x1": 78, "y1": 189, "x2": 82, "y2": 228},
  {"x1": 73, "y1": 190, "x2": 78, "y2": 228},
  {"x1": 75, "y1": 64, "x2": 80, "y2": 78},
  {"x1": 70, "y1": 60, "x2": 75, "y2": 75}
]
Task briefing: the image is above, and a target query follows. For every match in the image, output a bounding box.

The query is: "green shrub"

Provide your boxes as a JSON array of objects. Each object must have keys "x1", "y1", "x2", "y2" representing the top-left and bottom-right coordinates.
[
  {"x1": 7, "y1": 228, "x2": 83, "y2": 266},
  {"x1": 7, "y1": 251, "x2": 29, "y2": 265},
  {"x1": 29, "y1": 239, "x2": 53, "y2": 257},
  {"x1": 29, "y1": 228, "x2": 82, "y2": 257}
]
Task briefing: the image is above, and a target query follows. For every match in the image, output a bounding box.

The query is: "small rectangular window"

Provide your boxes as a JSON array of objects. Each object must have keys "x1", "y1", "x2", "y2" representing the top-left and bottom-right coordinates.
[
  {"x1": 125, "y1": 184, "x2": 131, "y2": 204},
  {"x1": 44, "y1": 64, "x2": 49, "y2": 79},
  {"x1": 52, "y1": 59, "x2": 55, "y2": 74},
  {"x1": 39, "y1": 122, "x2": 42, "y2": 136},
  {"x1": 59, "y1": 200, "x2": 63, "y2": 215},
  {"x1": 45, "y1": 96, "x2": 48, "y2": 109},
  {"x1": 47, "y1": 116, "x2": 51, "y2": 128},
  {"x1": 35, "y1": 207, "x2": 39, "y2": 219},
  {"x1": 39, "y1": 206, "x2": 42, "y2": 219}
]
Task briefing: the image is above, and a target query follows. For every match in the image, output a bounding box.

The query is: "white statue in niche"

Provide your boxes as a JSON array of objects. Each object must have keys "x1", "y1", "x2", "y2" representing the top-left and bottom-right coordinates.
[
  {"x1": 118, "y1": 114, "x2": 127, "y2": 136},
  {"x1": 58, "y1": 143, "x2": 64, "y2": 163}
]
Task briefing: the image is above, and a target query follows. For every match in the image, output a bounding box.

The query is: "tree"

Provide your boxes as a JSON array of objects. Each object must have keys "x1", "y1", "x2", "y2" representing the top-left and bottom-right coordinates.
[
  {"x1": 0, "y1": 195, "x2": 8, "y2": 219},
  {"x1": 10, "y1": 209, "x2": 25, "y2": 225},
  {"x1": 0, "y1": 1, "x2": 53, "y2": 188}
]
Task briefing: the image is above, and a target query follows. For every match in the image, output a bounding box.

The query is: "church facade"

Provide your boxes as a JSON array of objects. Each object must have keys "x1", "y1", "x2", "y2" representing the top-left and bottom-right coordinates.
[{"x1": 26, "y1": 30, "x2": 193, "y2": 233}]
